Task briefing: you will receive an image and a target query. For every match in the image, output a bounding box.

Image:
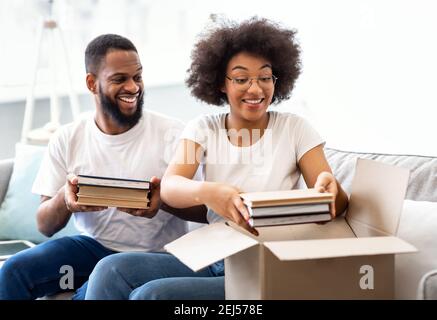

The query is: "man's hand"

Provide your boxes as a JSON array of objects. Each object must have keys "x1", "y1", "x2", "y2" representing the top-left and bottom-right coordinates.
[
  {"x1": 65, "y1": 173, "x2": 108, "y2": 213},
  {"x1": 117, "y1": 176, "x2": 162, "y2": 218},
  {"x1": 314, "y1": 171, "x2": 338, "y2": 218}
]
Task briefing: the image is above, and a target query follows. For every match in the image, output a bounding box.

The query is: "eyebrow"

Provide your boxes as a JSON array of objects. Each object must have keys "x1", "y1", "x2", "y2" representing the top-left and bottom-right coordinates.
[
  {"x1": 231, "y1": 64, "x2": 272, "y2": 71},
  {"x1": 109, "y1": 66, "x2": 143, "y2": 78}
]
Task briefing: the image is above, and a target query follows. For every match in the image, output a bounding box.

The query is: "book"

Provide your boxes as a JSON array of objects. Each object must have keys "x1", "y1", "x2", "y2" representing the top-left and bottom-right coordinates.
[
  {"x1": 241, "y1": 189, "x2": 334, "y2": 227},
  {"x1": 77, "y1": 175, "x2": 150, "y2": 190},
  {"x1": 76, "y1": 175, "x2": 151, "y2": 209},
  {"x1": 248, "y1": 212, "x2": 332, "y2": 227},
  {"x1": 77, "y1": 185, "x2": 149, "y2": 201},
  {"x1": 247, "y1": 202, "x2": 331, "y2": 218},
  {"x1": 76, "y1": 196, "x2": 149, "y2": 209},
  {"x1": 240, "y1": 188, "x2": 334, "y2": 208}
]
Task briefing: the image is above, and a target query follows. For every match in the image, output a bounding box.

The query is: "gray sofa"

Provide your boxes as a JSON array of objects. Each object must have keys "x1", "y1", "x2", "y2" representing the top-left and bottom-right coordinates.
[
  {"x1": 325, "y1": 148, "x2": 437, "y2": 202},
  {"x1": 1, "y1": 148, "x2": 437, "y2": 299}
]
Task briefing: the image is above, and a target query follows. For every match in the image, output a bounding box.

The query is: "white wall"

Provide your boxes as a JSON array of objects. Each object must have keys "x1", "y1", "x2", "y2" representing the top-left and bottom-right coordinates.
[
  {"x1": 293, "y1": 0, "x2": 437, "y2": 156},
  {"x1": 1, "y1": 0, "x2": 436, "y2": 155}
]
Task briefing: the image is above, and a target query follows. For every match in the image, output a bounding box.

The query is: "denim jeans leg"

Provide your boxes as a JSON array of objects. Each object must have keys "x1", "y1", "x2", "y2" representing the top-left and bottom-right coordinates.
[
  {"x1": 0, "y1": 235, "x2": 115, "y2": 300},
  {"x1": 130, "y1": 276, "x2": 225, "y2": 300},
  {"x1": 86, "y1": 252, "x2": 217, "y2": 300}
]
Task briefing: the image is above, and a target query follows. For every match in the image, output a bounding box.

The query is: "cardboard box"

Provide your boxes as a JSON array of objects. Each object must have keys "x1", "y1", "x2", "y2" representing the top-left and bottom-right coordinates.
[{"x1": 165, "y1": 159, "x2": 417, "y2": 299}]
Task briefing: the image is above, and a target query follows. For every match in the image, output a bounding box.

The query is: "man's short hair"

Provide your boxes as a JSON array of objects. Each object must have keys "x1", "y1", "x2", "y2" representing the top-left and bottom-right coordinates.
[{"x1": 85, "y1": 34, "x2": 138, "y2": 75}]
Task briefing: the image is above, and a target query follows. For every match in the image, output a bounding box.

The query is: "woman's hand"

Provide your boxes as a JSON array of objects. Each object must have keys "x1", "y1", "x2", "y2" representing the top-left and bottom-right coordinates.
[
  {"x1": 314, "y1": 171, "x2": 338, "y2": 218},
  {"x1": 202, "y1": 182, "x2": 258, "y2": 236}
]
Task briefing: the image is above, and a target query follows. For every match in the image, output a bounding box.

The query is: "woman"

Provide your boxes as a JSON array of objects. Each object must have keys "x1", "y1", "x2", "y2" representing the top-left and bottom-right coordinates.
[{"x1": 85, "y1": 17, "x2": 348, "y2": 300}]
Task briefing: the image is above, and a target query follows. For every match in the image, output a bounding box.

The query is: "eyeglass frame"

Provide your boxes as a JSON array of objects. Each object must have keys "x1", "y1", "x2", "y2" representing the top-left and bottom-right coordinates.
[{"x1": 225, "y1": 74, "x2": 278, "y2": 91}]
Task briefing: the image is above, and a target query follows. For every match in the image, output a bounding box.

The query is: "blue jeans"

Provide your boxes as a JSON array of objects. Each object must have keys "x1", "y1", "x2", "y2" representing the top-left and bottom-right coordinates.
[
  {"x1": 0, "y1": 235, "x2": 115, "y2": 300},
  {"x1": 85, "y1": 252, "x2": 225, "y2": 300}
]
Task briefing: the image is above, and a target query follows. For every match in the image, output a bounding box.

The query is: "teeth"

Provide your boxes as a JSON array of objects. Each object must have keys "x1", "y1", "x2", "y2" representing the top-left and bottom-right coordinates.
[
  {"x1": 244, "y1": 99, "x2": 263, "y2": 104},
  {"x1": 119, "y1": 96, "x2": 137, "y2": 103}
]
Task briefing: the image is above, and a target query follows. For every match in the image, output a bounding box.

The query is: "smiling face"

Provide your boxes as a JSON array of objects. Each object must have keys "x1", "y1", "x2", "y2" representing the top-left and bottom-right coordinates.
[
  {"x1": 90, "y1": 49, "x2": 144, "y2": 129},
  {"x1": 222, "y1": 52, "x2": 274, "y2": 126}
]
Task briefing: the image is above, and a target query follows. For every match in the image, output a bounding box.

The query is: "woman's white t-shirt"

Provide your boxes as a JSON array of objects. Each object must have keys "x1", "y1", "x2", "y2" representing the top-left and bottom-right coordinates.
[{"x1": 180, "y1": 111, "x2": 325, "y2": 223}]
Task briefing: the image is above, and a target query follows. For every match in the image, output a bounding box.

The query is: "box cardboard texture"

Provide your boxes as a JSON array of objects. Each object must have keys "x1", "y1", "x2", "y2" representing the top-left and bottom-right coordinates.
[{"x1": 165, "y1": 159, "x2": 417, "y2": 299}]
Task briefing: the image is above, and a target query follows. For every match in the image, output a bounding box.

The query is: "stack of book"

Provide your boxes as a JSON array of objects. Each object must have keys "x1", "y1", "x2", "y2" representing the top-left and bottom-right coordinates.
[
  {"x1": 76, "y1": 175, "x2": 150, "y2": 209},
  {"x1": 240, "y1": 188, "x2": 334, "y2": 227}
]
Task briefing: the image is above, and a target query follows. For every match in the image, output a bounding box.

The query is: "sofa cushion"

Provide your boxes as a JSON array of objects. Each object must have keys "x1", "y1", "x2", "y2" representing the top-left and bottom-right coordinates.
[
  {"x1": 0, "y1": 143, "x2": 78, "y2": 244},
  {"x1": 395, "y1": 199, "x2": 437, "y2": 299},
  {"x1": 0, "y1": 158, "x2": 13, "y2": 204},
  {"x1": 325, "y1": 148, "x2": 437, "y2": 202}
]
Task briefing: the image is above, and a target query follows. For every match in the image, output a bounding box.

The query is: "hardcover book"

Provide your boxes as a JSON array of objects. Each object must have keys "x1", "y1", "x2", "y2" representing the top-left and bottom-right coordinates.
[
  {"x1": 241, "y1": 188, "x2": 334, "y2": 227},
  {"x1": 77, "y1": 175, "x2": 151, "y2": 209},
  {"x1": 77, "y1": 175, "x2": 150, "y2": 190}
]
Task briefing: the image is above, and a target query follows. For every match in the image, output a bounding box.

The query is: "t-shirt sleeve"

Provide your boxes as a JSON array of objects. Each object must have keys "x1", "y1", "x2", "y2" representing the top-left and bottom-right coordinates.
[
  {"x1": 293, "y1": 116, "x2": 325, "y2": 162},
  {"x1": 162, "y1": 119, "x2": 185, "y2": 167},
  {"x1": 177, "y1": 116, "x2": 209, "y2": 179},
  {"x1": 179, "y1": 116, "x2": 209, "y2": 149},
  {"x1": 31, "y1": 130, "x2": 68, "y2": 197}
]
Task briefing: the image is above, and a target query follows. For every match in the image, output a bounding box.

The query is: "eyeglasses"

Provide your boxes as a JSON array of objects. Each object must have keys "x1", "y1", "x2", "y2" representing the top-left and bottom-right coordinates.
[{"x1": 225, "y1": 75, "x2": 277, "y2": 91}]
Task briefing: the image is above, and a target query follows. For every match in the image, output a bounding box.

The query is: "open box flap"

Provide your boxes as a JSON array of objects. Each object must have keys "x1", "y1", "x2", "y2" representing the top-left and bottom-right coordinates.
[
  {"x1": 264, "y1": 236, "x2": 417, "y2": 261},
  {"x1": 346, "y1": 158, "x2": 410, "y2": 237},
  {"x1": 164, "y1": 222, "x2": 258, "y2": 272}
]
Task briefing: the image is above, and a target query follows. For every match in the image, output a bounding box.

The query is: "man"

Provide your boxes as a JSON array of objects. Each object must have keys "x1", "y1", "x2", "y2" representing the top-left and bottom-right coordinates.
[{"x1": 0, "y1": 34, "x2": 206, "y2": 300}]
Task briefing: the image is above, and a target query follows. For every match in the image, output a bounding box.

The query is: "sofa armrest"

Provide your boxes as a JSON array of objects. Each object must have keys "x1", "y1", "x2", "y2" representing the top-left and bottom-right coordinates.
[
  {"x1": 0, "y1": 158, "x2": 14, "y2": 204},
  {"x1": 418, "y1": 270, "x2": 437, "y2": 299}
]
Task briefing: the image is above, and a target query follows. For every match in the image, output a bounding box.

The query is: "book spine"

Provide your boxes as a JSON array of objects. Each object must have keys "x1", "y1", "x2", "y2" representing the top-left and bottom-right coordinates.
[{"x1": 249, "y1": 213, "x2": 331, "y2": 227}]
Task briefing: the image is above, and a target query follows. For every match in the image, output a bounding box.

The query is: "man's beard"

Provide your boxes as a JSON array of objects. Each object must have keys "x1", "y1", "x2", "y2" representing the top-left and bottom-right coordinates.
[{"x1": 99, "y1": 88, "x2": 144, "y2": 128}]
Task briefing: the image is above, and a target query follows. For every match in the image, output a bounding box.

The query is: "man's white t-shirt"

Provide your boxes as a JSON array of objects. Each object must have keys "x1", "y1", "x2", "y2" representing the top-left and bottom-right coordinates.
[
  {"x1": 32, "y1": 110, "x2": 187, "y2": 252},
  {"x1": 180, "y1": 111, "x2": 325, "y2": 223}
]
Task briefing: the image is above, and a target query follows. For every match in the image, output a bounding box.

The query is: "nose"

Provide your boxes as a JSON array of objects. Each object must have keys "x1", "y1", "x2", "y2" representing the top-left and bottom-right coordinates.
[
  {"x1": 123, "y1": 78, "x2": 139, "y2": 93},
  {"x1": 247, "y1": 78, "x2": 263, "y2": 94}
]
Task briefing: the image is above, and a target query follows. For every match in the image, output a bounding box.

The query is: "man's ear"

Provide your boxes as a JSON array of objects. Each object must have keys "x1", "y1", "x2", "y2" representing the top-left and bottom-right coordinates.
[{"x1": 86, "y1": 73, "x2": 97, "y2": 94}]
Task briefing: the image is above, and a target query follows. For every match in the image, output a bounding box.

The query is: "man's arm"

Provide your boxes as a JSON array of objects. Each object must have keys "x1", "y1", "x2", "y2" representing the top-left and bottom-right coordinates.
[
  {"x1": 160, "y1": 202, "x2": 208, "y2": 224},
  {"x1": 37, "y1": 174, "x2": 108, "y2": 237},
  {"x1": 36, "y1": 189, "x2": 72, "y2": 237}
]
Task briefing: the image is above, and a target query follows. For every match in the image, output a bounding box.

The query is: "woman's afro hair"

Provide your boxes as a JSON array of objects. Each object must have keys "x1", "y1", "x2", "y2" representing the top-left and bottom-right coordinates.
[{"x1": 186, "y1": 17, "x2": 301, "y2": 106}]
